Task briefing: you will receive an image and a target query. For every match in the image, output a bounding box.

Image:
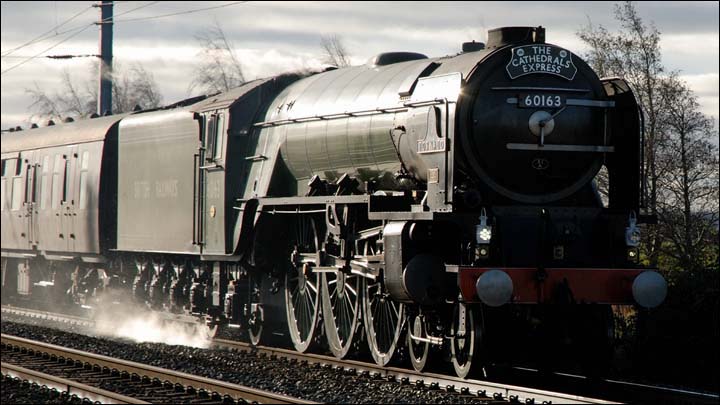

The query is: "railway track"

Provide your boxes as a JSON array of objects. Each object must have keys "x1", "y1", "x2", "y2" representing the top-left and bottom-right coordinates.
[
  {"x1": 3, "y1": 304, "x2": 718, "y2": 404},
  {"x1": 2, "y1": 362, "x2": 148, "y2": 404},
  {"x1": 1, "y1": 333, "x2": 312, "y2": 404},
  {"x1": 2, "y1": 305, "x2": 607, "y2": 404},
  {"x1": 213, "y1": 337, "x2": 612, "y2": 404}
]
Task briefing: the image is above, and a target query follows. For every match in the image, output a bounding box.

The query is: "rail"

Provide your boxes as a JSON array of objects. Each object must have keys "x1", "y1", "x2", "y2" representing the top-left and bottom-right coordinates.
[{"x1": 1, "y1": 333, "x2": 314, "y2": 404}]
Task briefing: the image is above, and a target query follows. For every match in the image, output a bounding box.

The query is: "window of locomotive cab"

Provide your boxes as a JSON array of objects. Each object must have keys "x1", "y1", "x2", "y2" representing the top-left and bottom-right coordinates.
[
  {"x1": 205, "y1": 113, "x2": 224, "y2": 162},
  {"x1": 214, "y1": 113, "x2": 225, "y2": 160}
]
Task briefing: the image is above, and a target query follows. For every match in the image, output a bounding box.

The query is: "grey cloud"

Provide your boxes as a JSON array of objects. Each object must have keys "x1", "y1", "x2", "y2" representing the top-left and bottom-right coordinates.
[{"x1": 2, "y1": 1, "x2": 718, "y2": 128}]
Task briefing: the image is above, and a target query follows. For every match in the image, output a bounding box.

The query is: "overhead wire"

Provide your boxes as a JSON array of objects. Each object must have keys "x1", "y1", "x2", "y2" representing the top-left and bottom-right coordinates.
[
  {"x1": 114, "y1": 1, "x2": 248, "y2": 23},
  {"x1": 1, "y1": 1, "x2": 249, "y2": 76},
  {"x1": 0, "y1": 1, "x2": 161, "y2": 76},
  {"x1": 1, "y1": 4, "x2": 94, "y2": 58},
  {"x1": 1, "y1": 24, "x2": 95, "y2": 75},
  {"x1": 1, "y1": 1, "x2": 159, "y2": 60}
]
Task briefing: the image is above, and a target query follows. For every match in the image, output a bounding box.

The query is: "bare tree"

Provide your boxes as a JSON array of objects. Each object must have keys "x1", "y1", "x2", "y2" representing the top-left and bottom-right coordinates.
[
  {"x1": 26, "y1": 61, "x2": 163, "y2": 122},
  {"x1": 578, "y1": 1, "x2": 669, "y2": 265},
  {"x1": 320, "y1": 34, "x2": 351, "y2": 68},
  {"x1": 27, "y1": 69, "x2": 95, "y2": 121},
  {"x1": 113, "y1": 64, "x2": 163, "y2": 114},
  {"x1": 655, "y1": 77, "x2": 719, "y2": 272},
  {"x1": 189, "y1": 21, "x2": 245, "y2": 95}
]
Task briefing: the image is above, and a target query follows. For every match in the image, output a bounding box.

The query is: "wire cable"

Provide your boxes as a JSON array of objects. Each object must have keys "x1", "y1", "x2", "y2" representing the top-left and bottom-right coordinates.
[
  {"x1": 0, "y1": 1, "x2": 248, "y2": 76},
  {"x1": 112, "y1": 1, "x2": 160, "y2": 19},
  {"x1": 114, "y1": 1, "x2": 248, "y2": 23},
  {"x1": 1, "y1": 4, "x2": 94, "y2": 57},
  {"x1": 1, "y1": 24, "x2": 94, "y2": 75},
  {"x1": 1, "y1": 1, "x2": 158, "y2": 59},
  {"x1": 1, "y1": 1, "x2": 162, "y2": 75}
]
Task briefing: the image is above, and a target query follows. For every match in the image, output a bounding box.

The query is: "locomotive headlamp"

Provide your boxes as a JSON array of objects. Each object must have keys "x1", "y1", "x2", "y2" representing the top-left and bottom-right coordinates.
[
  {"x1": 476, "y1": 209, "x2": 492, "y2": 244},
  {"x1": 625, "y1": 212, "x2": 641, "y2": 247},
  {"x1": 475, "y1": 245, "x2": 490, "y2": 260},
  {"x1": 627, "y1": 247, "x2": 640, "y2": 263}
]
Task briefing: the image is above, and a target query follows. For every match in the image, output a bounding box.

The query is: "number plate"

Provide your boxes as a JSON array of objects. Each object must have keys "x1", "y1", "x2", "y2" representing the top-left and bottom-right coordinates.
[{"x1": 518, "y1": 94, "x2": 565, "y2": 108}]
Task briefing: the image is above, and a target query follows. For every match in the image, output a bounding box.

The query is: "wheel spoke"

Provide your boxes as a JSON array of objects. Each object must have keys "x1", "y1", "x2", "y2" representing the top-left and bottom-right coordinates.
[
  {"x1": 346, "y1": 293, "x2": 357, "y2": 318},
  {"x1": 346, "y1": 283, "x2": 357, "y2": 298},
  {"x1": 306, "y1": 280, "x2": 317, "y2": 295},
  {"x1": 390, "y1": 302, "x2": 399, "y2": 320}
]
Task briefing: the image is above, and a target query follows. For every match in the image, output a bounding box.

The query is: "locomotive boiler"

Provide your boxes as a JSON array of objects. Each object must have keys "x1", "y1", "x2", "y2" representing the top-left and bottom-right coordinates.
[{"x1": 1, "y1": 26, "x2": 667, "y2": 378}]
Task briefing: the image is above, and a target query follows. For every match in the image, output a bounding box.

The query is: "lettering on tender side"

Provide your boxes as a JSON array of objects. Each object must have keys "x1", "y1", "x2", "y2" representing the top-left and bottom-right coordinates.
[
  {"x1": 134, "y1": 181, "x2": 151, "y2": 199},
  {"x1": 133, "y1": 179, "x2": 178, "y2": 199},
  {"x1": 155, "y1": 179, "x2": 178, "y2": 198},
  {"x1": 506, "y1": 45, "x2": 577, "y2": 80}
]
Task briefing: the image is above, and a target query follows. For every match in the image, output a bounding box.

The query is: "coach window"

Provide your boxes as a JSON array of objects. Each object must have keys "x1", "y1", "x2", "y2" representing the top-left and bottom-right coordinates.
[
  {"x1": 62, "y1": 157, "x2": 70, "y2": 204},
  {"x1": 40, "y1": 155, "x2": 49, "y2": 209},
  {"x1": 11, "y1": 159, "x2": 23, "y2": 210},
  {"x1": 51, "y1": 155, "x2": 62, "y2": 209},
  {"x1": 12, "y1": 177, "x2": 24, "y2": 210},
  {"x1": 0, "y1": 159, "x2": 6, "y2": 212},
  {"x1": 24, "y1": 163, "x2": 33, "y2": 204},
  {"x1": 79, "y1": 151, "x2": 89, "y2": 209}
]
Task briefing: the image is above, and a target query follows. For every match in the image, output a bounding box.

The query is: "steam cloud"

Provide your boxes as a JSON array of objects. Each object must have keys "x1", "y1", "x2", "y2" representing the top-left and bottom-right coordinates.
[{"x1": 89, "y1": 294, "x2": 212, "y2": 348}]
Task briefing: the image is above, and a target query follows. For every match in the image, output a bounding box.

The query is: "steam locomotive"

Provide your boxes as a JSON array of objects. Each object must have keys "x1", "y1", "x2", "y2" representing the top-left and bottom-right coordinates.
[{"x1": 1, "y1": 26, "x2": 667, "y2": 377}]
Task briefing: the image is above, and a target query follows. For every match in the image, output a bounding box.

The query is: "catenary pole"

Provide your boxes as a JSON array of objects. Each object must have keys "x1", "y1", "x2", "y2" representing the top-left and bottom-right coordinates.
[{"x1": 97, "y1": 1, "x2": 113, "y2": 115}]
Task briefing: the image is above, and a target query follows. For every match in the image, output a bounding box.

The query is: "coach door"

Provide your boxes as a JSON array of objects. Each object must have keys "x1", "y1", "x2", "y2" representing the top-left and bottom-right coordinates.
[
  {"x1": 198, "y1": 112, "x2": 227, "y2": 255},
  {"x1": 64, "y1": 146, "x2": 78, "y2": 252},
  {"x1": 22, "y1": 151, "x2": 40, "y2": 247},
  {"x1": 50, "y1": 147, "x2": 78, "y2": 252}
]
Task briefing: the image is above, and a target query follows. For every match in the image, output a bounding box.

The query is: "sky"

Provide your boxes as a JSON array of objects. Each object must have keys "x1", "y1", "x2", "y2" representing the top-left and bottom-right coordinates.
[{"x1": 1, "y1": 1, "x2": 718, "y2": 130}]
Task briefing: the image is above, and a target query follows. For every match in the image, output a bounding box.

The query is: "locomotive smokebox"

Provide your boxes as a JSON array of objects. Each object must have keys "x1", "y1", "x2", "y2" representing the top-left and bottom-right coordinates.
[{"x1": 458, "y1": 24, "x2": 608, "y2": 204}]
